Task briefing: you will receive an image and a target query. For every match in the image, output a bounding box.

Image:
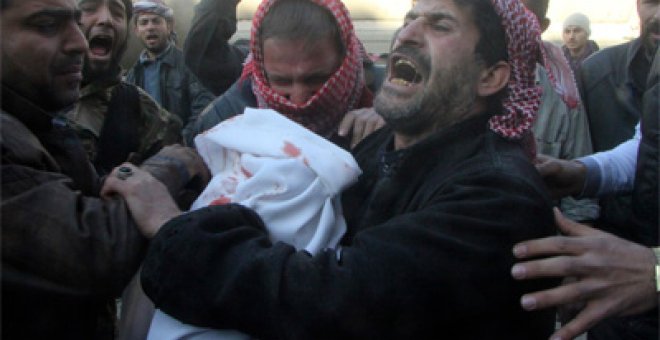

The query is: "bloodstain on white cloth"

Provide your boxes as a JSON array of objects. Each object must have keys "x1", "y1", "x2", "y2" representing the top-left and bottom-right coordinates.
[{"x1": 192, "y1": 108, "x2": 361, "y2": 255}]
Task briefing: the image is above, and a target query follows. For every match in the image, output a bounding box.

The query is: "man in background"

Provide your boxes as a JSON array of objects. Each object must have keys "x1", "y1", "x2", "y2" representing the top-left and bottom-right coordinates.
[
  {"x1": 523, "y1": 0, "x2": 599, "y2": 224},
  {"x1": 69, "y1": 0, "x2": 181, "y2": 176},
  {"x1": 126, "y1": 0, "x2": 215, "y2": 127},
  {"x1": 561, "y1": 12, "x2": 599, "y2": 85}
]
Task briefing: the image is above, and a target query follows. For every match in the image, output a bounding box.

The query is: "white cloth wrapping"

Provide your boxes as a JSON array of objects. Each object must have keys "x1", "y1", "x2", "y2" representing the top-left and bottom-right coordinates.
[{"x1": 147, "y1": 108, "x2": 361, "y2": 340}]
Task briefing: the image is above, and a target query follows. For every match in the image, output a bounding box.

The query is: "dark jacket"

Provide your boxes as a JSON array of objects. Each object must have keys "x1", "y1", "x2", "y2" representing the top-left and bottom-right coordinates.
[
  {"x1": 183, "y1": 0, "x2": 246, "y2": 96},
  {"x1": 141, "y1": 113, "x2": 558, "y2": 339},
  {"x1": 578, "y1": 39, "x2": 652, "y2": 232},
  {"x1": 1, "y1": 85, "x2": 147, "y2": 340},
  {"x1": 632, "y1": 52, "x2": 659, "y2": 247},
  {"x1": 125, "y1": 45, "x2": 216, "y2": 127},
  {"x1": 182, "y1": 78, "x2": 255, "y2": 144},
  {"x1": 562, "y1": 39, "x2": 599, "y2": 88},
  {"x1": 579, "y1": 38, "x2": 647, "y2": 152},
  {"x1": 1, "y1": 84, "x2": 198, "y2": 339}
]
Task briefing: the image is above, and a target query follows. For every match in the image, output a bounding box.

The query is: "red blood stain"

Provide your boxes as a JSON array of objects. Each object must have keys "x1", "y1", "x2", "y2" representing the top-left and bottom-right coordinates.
[
  {"x1": 241, "y1": 167, "x2": 253, "y2": 178},
  {"x1": 283, "y1": 141, "x2": 301, "y2": 157},
  {"x1": 210, "y1": 196, "x2": 232, "y2": 206}
]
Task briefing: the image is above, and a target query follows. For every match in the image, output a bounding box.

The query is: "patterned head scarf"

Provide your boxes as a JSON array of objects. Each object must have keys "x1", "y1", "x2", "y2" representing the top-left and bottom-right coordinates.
[
  {"x1": 487, "y1": 0, "x2": 545, "y2": 140},
  {"x1": 240, "y1": 0, "x2": 368, "y2": 138},
  {"x1": 133, "y1": 0, "x2": 174, "y2": 21}
]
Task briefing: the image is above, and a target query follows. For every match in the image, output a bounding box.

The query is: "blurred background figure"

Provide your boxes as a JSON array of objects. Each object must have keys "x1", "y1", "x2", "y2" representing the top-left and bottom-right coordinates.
[
  {"x1": 561, "y1": 12, "x2": 599, "y2": 83},
  {"x1": 125, "y1": 0, "x2": 215, "y2": 128}
]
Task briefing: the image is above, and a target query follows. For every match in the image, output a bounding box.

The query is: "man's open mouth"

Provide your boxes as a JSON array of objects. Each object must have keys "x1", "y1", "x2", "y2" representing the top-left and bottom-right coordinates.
[
  {"x1": 389, "y1": 56, "x2": 423, "y2": 86},
  {"x1": 89, "y1": 34, "x2": 113, "y2": 57}
]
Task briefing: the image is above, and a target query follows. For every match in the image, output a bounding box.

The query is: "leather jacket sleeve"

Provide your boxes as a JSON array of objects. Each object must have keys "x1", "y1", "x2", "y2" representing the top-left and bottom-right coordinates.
[
  {"x1": 183, "y1": 0, "x2": 246, "y2": 96},
  {"x1": 1, "y1": 115, "x2": 147, "y2": 298}
]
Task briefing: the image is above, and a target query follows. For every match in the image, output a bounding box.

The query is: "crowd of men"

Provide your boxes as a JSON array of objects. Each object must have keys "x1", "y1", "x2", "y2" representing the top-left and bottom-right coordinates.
[{"x1": 1, "y1": 0, "x2": 657, "y2": 339}]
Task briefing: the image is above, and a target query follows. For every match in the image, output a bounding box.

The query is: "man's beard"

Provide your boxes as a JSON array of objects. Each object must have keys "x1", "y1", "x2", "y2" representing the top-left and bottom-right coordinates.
[
  {"x1": 375, "y1": 54, "x2": 481, "y2": 137},
  {"x1": 81, "y1": 41, "x2": 127, "y2": 85}
]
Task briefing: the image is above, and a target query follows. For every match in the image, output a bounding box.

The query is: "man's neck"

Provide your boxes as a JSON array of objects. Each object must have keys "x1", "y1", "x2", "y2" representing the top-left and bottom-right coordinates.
[
  {"x1": 569, "y1": 46, "x2": 586, "y2": 58},
  {"x1": 392, "y1": 104, "x2": 484, "y2": 150},
  {"x1": 393, "y1": 130, "x2": 434, "y2": 150},
  {"x1": 145, "y1": 42, "x2": 171, "y2": 60}
]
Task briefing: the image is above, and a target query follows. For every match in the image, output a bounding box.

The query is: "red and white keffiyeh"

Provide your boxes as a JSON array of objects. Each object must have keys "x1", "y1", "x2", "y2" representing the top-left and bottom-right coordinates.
[
  {"x1": 487, "y1": 0, "x2": 545, "y2": 140},
  {"x1": 240, "y1": 0, "x2": 367, "y2": 138}
]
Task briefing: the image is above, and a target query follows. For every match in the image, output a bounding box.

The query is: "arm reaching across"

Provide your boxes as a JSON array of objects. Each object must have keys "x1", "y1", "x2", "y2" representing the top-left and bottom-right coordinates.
[{"x1": 512, "y1": 208, "x2": 658, "y2": 340}]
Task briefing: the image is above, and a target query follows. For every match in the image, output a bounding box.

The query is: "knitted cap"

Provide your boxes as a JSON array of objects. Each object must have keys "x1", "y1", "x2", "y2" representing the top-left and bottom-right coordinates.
[
  {"x1": 563, "y1": 12, "x2": 591, "y2": 35},
  {"x1": 133, "y1": 0, "x2": 174, "y2": 21}
]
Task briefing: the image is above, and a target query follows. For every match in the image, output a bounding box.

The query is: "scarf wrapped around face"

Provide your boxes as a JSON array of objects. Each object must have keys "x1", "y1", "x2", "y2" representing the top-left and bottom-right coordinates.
[
  {"x1": 487, "y1": 0, "x2": 546, "y2": 140},
  {"x1": 240, "y1": 0, "x2": 366, "y2": 138}
]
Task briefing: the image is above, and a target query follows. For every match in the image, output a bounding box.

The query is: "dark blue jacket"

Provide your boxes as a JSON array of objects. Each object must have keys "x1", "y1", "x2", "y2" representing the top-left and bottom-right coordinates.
[{"x1": 126, "y1": 45, "x2": 216, "y2": 127}]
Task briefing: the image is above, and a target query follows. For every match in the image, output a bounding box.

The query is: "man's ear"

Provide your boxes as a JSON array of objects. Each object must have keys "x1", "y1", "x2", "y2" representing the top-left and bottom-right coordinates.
[{"x1": 477, "y1": 61, "x2": 510, "y2": 97}]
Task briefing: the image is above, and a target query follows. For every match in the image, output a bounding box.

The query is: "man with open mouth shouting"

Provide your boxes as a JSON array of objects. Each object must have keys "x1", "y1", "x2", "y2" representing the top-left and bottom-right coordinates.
[
  {"x1": 64, "y1": 0, "x2": 182, "y2": 175},
  {"x1": 125, "y1": 0, "x2": 216, "y2": 128},
  {"x1": 108, "y1": 0, "x2": 558, "y2": 338}
]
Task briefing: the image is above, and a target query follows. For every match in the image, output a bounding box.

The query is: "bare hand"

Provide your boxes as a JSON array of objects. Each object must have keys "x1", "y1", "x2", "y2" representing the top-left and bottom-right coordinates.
[
  {"x1": 534, "y1": 154, "x2": 587, "y2": 199},
  {"x1": 511, "y1": 208, "x2": 658, "y2": 340},
  {"x1": 101, "y1": 163, "x2": 182, "y2": 238},
  {"x1": 338, "y1": 108, "x2": 385, "y2": 148},
  {"x1": 143, "y1": 144, "x2": 211, "y2": 186}
]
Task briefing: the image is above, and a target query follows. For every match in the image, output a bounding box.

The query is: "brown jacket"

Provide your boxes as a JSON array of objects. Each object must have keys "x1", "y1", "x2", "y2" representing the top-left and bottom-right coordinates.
[
  {"x1": 0, "y1": 85, "x2": 184, "y2": 339},
  {"x1": 66, "y1": 76, "x2": 182, "y2": 174}
]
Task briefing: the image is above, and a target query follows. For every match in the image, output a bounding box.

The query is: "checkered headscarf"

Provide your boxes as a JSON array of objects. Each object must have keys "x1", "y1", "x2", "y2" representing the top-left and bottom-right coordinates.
[
  {"x1": 240, "y1": 0, "x2": 367, "y2": 138},
  {"x1": 487, "y1": 0, "x2": 545, "y2": 140},
  {"x1": 133, "y1": 0, "x2": 174, "y2": 21}
]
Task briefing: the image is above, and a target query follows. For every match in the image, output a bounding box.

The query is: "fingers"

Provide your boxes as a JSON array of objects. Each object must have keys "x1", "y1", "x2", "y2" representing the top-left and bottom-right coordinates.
[
  {"x1": 337, "y1": 112, "x2": 356, "y2": 137},
  {"x1": 553, "y1": 208, "x2": 603, "y2": 237},
  {"x1": 550, "y1": 304, "x2": 608, "y2": 340},
  {"x1": 100, "y1": 163, "x2": 137, "y2": 198},
  {"x1": 339, "y1": 109, "x2": 385, "y2": 147},
  {"x1": 350, "y1": 116, "x2": 368, "y2": 148},
  {"x1": 534, "y1": 154, "x2": 561, "y2": 177},
  {"x1": 517, "y1": 278, "x2": 600, "y2": 311},
  {"x1": 512, "y1": 254, "x2": 595, "y2": 282},
  {"x1": 512, "y1": 209, "x2": 603, "y2": 259}
]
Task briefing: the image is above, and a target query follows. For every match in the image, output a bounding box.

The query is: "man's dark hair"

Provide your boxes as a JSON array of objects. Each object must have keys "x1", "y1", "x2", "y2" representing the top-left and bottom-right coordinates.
[
  {"x1": 455, "y1": 0, "x2": 508, "y2": 114},
  {"x1": 259, "y1": 0, "x2": 345, "y2": 58},
  {"x1": 122, "y1": 0, "x2": 132, "y2": 21},
  {"x1": 523, "y1": 0, "x2": 549, "y2": 20},
  {"x1": 77, "y1": 0, "x2": 132, "y2": 20}
]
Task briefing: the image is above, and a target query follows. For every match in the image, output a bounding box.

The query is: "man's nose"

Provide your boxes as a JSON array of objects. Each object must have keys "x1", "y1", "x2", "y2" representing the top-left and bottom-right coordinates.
[
  {"x1": 288, "y1": 84, "x2": 314, "y2": 105},
  {"x1": 96, "y1": 5, "x2": 112, "y2": 25},
  {"x1": 393, "y1": 19, "x2": 424, "y2": 50},
  {"x1": 64, "y1": 20, "x2": 89, "y2": 55}
]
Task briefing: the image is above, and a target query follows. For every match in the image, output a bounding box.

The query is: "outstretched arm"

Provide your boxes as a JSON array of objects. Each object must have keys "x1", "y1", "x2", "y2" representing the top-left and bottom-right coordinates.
[{"x1": 512, "y1": 208, "x2": 659, "y2": 340}]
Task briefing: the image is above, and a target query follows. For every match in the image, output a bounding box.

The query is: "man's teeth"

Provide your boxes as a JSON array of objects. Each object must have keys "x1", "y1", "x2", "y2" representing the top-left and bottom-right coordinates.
[
  {"x1": 391, "y1": 58, "x2": 420, "y2": 86},
  {"x1": 391, "y1": 78, "x2": 412, "y2": 86}
]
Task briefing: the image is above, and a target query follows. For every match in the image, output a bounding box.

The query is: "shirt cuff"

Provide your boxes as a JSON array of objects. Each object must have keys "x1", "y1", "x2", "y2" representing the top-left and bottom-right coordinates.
[{"x1": 575, "y1": 156, "x2": 601, "y2": 198}]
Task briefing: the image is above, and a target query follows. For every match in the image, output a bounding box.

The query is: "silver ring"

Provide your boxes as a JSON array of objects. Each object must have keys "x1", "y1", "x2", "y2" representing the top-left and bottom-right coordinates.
[{"x1": 116, "y1": 166, "x2": 133, "y2": 180}]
